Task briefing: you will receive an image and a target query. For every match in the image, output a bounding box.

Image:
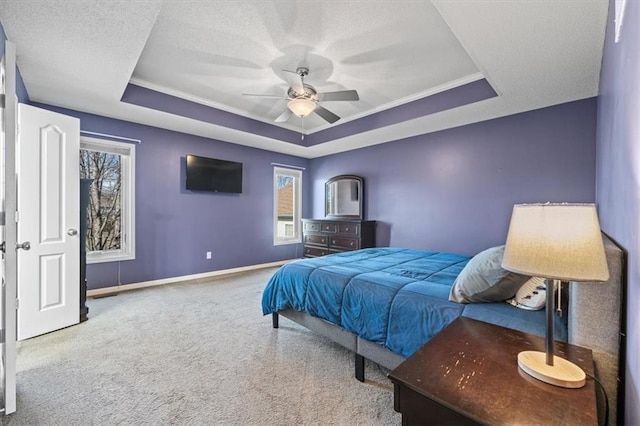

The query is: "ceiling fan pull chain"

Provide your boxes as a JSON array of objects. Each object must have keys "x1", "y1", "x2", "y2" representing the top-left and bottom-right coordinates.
[{"x1": 301, "y1": 116, "x2": 305, "y2": 140}]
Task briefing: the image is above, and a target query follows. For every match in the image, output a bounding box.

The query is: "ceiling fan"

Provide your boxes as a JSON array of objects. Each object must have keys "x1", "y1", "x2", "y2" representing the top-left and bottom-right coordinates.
[{"x1": 243, "y1": 67, "x2": 359, "y2": 124}]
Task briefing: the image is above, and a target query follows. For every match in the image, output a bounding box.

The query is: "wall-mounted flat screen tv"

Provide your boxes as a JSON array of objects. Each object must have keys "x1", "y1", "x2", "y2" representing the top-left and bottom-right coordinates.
[{"x1": 186, "y1": 154, "x2": 243, "y2": 194}]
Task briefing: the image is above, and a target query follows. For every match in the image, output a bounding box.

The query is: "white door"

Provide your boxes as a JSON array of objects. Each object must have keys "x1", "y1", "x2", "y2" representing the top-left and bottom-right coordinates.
[{"x1": 17, "y1": 104, "x2": 80, "y2": 340}]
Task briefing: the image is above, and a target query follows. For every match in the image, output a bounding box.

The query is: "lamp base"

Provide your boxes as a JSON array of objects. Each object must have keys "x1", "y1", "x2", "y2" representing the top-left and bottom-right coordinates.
[{"x1": 517, "y1": 351, "x2": 586, "y2": 388}]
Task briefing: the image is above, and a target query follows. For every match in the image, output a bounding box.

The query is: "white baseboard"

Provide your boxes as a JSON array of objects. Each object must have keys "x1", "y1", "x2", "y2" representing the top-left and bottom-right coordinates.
[{"x1": 87, "y1": 259, "x2": 294, "y2": 298}]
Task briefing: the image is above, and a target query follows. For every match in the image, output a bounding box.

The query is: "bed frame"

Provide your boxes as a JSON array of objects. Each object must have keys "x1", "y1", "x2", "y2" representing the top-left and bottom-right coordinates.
[{"x1": 270, "y1": 234, "x2": 625, "y2": 425}]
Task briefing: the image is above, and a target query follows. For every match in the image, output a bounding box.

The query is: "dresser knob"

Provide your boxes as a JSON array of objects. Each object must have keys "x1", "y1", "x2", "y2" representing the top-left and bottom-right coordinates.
[
  {"x1": 332, "y1": 240, "x2": 336, "y2": 244},
  {"x1": 350, "y1": 242, "x2": 354, "y2": 246},
  {"x1": 345, "y1": 227, "x2": 350, "y2": 231}
]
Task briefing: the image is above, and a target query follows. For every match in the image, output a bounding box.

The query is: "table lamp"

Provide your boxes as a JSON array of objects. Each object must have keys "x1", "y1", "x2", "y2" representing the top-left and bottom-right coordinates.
[{"x1": 501, "y1": 203, "x2": 609, "y2": 388}]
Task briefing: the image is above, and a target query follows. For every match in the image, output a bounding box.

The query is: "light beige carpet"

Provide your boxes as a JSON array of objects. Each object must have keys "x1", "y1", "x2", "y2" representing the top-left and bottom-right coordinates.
[{"x1": 3, "y1": 267, "x2": 400, "y2": 425}]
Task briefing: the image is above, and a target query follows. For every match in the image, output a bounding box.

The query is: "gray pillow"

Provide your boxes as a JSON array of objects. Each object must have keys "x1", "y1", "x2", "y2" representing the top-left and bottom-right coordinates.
[{"x1": 449, "y1": 245, "x2": 530, "y2": 303}]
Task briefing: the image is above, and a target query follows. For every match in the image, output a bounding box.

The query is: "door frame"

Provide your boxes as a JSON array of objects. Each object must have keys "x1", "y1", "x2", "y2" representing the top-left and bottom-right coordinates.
[{"x1": 2, "y1": 40, "x2": 18, "y2": 415}]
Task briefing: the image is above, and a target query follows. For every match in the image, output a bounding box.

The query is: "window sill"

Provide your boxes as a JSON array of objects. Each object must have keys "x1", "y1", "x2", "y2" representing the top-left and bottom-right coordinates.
[
  {"x1": 87, "y1": 253, "x2": 135, "y2": 264},
  {"x1": 273, "y1": 239, "x2": 302, "y2": 246}
]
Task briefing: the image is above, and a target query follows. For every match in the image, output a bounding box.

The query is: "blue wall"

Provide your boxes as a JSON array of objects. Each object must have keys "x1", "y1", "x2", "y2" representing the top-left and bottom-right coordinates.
[
  {"x1": 596, "y1": 1, "x2": 639, "y2": 423},
  {"x1": 37, "y1": 97, "x2": 598, "y2": 287},
  {"x1": 310, "y1": 98, "x2": 597, "y2": 256},
  {"x1": 33, "y1": 104, "x2": 310, "y2": 289},
  {"x1": 39, "y1": 96, "x2": 597, "y2": 288}
]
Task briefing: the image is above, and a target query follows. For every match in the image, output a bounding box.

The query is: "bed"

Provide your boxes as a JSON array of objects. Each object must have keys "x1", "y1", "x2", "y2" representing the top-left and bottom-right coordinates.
[{"x1": 261, "y1": 234, "x2": 624, "y2": 424}]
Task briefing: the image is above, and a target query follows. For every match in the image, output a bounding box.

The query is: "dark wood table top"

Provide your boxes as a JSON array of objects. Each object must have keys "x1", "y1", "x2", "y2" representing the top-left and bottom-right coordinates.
[{"x1": 389, "y1": 317, "x2": 597, "y2": 425}]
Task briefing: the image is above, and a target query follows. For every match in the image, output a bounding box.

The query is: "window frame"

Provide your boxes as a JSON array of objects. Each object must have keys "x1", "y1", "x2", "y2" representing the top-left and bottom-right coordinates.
[
  {"x1": 273, "y1": 166, "x2": 302, "y2": 246},
  {"x1": 80, "y1": 136, "x2": 136, "y2": 264}
]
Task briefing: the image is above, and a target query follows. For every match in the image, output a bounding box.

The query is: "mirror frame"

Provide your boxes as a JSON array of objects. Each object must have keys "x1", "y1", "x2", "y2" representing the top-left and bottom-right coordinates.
[{"x1": 325, "y1": 175, "x2": 364, "y2": 219}]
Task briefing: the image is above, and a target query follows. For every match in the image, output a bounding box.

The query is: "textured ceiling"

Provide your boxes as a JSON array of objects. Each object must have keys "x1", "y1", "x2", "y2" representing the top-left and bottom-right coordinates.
[
  {"x1": 132, "y1": 1, "x2": 480, "y2": 133},
  {"x1": 0, "y1": 1, "x2": 609, "y2": 158}
]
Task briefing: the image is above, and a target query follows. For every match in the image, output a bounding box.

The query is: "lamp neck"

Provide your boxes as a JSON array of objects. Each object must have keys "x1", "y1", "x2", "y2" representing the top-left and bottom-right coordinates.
[{"x1": 545, "y1": 278, "x2": 556, "y2": 365}]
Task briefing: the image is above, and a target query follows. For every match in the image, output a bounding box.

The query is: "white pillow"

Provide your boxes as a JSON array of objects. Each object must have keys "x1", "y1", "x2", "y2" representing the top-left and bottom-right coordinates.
[{"x1": 507, "y1": 276, "x2": 548, "y2": 310}]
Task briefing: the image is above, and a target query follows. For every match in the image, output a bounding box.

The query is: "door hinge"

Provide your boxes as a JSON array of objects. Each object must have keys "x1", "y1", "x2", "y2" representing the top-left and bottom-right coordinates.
[
  {"x1": 15, "y1": 211, "x2": 19, "y2": 222},
  {"x1": 15, "y1": 298, "x2": 19, "y2": 310},
  {"x1": 0, "y1": 94, "x2": 5, "y2": 109}
]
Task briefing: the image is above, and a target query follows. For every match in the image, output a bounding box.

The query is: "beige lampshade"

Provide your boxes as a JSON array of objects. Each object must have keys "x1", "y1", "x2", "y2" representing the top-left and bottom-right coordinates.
[
  {"x1": 287, "y1": 98, "x2": 315, "y2": 117},
  {"x1": 502, "y1": 203, "x2": 609, "y2": 282}
]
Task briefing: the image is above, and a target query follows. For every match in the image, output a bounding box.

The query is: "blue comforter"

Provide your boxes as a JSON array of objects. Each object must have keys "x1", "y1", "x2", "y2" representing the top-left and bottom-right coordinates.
[{"x1": 261, "y1": 248, "x2": 470, "y2": 357}]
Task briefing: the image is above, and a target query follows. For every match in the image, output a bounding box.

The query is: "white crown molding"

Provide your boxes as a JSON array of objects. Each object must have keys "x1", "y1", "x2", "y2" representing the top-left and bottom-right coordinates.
[
  {"x1": 308, "y1": 72, "x2": 486, "y2": 133},
  {"x1": 128, "y1": 72, "x2": 485, "y2": 136},
  {"x1": 128, "y1": 77, "x2": 304, "y2": 132}
]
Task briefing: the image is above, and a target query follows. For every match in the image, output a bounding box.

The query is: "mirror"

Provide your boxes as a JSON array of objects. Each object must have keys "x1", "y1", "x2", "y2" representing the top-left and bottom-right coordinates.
[{"x1": 325, "y1": 175, "x2": 364, "y2": 219}]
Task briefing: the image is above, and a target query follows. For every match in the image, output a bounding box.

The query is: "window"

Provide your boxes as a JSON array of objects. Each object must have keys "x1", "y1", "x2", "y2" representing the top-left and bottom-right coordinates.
[
  {"x1": 273, "y1": 167, "x2": 302, "y2": 245},
  {"x1": 80, "y1": 137, "x2": 135, "y2": 263}
]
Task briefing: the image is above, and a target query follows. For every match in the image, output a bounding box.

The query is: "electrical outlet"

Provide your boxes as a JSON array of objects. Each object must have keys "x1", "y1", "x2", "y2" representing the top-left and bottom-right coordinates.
[{"x1": 206, "y1": 251, "x2": 212, "y2": 259}]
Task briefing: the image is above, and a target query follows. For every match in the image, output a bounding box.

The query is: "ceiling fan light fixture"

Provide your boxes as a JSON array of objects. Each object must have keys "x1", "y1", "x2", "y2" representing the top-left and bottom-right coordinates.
[{"x1": 287, "y1": 98, "x2": 316, "y2": 117}]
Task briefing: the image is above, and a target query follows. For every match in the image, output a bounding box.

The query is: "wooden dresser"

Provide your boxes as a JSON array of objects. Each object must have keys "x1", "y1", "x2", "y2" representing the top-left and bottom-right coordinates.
[{"x1": 301, "y1": 219, "x2": 375, "y2": 257}]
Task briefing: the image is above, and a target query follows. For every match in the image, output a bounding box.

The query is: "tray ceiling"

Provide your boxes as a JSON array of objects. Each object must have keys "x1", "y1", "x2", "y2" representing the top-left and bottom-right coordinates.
[{"x1": 0, "y1": 1, "x2": 608, "y2": 158}]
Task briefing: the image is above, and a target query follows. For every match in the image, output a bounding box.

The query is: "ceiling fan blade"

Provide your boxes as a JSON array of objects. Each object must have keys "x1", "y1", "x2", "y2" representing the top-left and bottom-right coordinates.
[
  {"x1": 317, "y1": 90, "x2": 360, "y2": 102},
  {"x1": 282, "y1": 69, "x2": 304, "y2": 95},
  {"x1": 275, "y1": 109, "x2": 292, "y2": 123},
  {"x1": 242, "y1": 93, "x2": 287, "y2": 99},
  {"x1": 314, "y1": 105, "x2": 340, "y2": 124}
]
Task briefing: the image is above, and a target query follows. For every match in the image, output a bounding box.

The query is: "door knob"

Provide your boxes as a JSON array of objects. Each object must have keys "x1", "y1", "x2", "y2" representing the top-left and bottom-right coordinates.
[
  {"x1": 67, "y1": 229, "x2": 78, "y2": 236},
  {"x1": 16, "y1": 241, "x2": 30, "y2": 251}
]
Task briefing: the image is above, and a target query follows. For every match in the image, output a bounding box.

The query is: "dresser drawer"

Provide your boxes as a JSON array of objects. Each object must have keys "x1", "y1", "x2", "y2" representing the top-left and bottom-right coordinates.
[
  {"x1": 304, "y1": 221, "x2": 321, "y2": 232},
  {"x1": 321, "y1": 222, "x2": 338, "y2": 233},
  {"x1": 303, "y1": 246, "x2": 328, "y2": 257},
  {"x1": 304, "y1": 234, "x2": 328, "y2": 246},
  {"x1": 339, "y1": 223, "x2": 359, "y2": 235},
  {"x1": 329, "y1": 236, "x2": 360, "y2": 250}
]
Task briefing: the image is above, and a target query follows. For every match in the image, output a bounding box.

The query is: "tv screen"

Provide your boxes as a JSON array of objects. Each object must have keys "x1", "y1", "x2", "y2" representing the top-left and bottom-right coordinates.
[{"x1": 186, "y1": 154, "x2": 243, "y2": 193}]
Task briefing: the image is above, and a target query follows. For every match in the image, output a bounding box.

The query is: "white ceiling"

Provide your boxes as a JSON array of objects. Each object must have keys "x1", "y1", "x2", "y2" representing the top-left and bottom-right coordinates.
[{"x1": 0, "y1": 1, "x2": 608, "y2": 158}]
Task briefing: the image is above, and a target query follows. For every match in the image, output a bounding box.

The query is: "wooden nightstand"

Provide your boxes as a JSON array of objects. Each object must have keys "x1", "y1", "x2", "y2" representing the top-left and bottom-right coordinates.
[{"x1": 388, "y1": 317, "x2": 597, "y2": 425}]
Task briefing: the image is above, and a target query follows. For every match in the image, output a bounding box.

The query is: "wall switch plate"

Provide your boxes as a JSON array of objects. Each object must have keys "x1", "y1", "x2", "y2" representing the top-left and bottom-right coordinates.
[{"x1": 206, "y1": 251, "x2": 212, "y2": 259}]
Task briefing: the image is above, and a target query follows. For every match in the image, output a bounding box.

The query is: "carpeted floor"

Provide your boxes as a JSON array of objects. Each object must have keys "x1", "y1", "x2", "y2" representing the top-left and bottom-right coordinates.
[{"x1": 3, "y1": 267, "x2": 401, "y2": 425}]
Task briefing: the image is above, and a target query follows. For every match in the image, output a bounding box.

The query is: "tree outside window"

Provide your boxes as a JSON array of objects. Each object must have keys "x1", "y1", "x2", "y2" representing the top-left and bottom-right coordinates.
[
  {"x1": 80, "y1": 150, "x2": 122, "y2": 252},
  {"x1": 79, "y1": 137, "x2": 135, "y2": 263}
]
